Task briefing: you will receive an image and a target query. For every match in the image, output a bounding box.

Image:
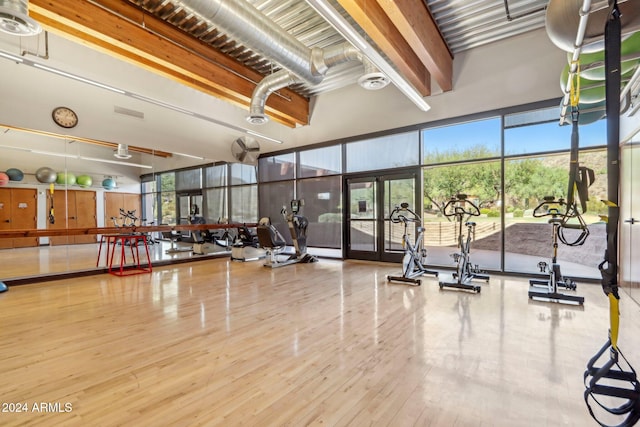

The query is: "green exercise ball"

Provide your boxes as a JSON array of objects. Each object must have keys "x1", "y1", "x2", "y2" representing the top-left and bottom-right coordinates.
[
  {"x1": 562, "y1": 100, "x2": 606, "y2": 126},
  {"x1": 77, "y1": 175, "x2": 93, "y2": 188},
  {"x1": 560, "y1": 64, "x2": 606, "y2": 104},
  {"x1": 56, "y1": 172, "x2": 76, "y2": 186},
  {"x1": 35, "y1": 167, "x2": 57, "y2": 183},
  {"x1": 569, "y1": 31, "x2": 640, "y2": 81},
  {"x1": 5, "y1": 168, "x2": 24, "y2": 181}
]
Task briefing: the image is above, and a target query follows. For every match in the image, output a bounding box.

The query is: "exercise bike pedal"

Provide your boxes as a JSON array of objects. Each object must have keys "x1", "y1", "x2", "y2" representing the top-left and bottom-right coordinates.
[{"x1": 563, "y1": 279, "x2": 577, "y2": 291}]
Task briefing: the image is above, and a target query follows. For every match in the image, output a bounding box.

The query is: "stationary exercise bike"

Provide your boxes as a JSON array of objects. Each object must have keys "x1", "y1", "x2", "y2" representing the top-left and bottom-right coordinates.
[
  {"x1": 528, "y1": 197, "x2": 584, "y2": 305},
  {"x1": 386, "y1": 202, "x2": 438, "y2": 286},
  {"x1": 439, "y1": 194, "x2": 489, "y2": 293}
]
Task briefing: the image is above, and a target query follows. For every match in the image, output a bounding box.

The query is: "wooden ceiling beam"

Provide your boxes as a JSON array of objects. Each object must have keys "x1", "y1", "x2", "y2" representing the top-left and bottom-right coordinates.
[
  {"x1": 375, "y1": 0, "x2": 453, "y2": 92},
  {"x1": 29, "y1": 0, "x2": 309, "y2": 127},
  {"x1": 336, "y1": 0, "x2": 431, "y2": 96}
]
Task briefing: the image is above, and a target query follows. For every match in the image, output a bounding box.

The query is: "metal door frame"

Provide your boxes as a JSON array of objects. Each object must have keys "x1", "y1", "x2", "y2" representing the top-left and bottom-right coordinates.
[{"x1": 343, "y1": 169, "x2": 420, "y2": 262}]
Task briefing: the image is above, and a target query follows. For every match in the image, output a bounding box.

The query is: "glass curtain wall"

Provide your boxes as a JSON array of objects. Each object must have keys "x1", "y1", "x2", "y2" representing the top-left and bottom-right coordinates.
[
  {"x1": 230, "y1": 163, "x2": 258, "y2": 224},
  {"x1": 160, "y1": 172, "x2": 176, "y2": 224},
  {"x1": 141, "y1": 176, "x2": 157, "y2": 226},
  {"x1": 297, "y1": 145, "x2": 343, "y2": 249},
  {"x1": 141, "y1": 163, "x2": 259, "y2": 230},
  {"x1": 257, "y1": 152, "x2": 295, "y2": 242},
  {"x1": 422, "y1": 118, "x2": 502, "y2": 272},
  {"x1": 204, "y1": 164, "x2": 228, "y2": 223},
  {"x1": 504, "y1": 109, "x2": 607, "y2": 279}
]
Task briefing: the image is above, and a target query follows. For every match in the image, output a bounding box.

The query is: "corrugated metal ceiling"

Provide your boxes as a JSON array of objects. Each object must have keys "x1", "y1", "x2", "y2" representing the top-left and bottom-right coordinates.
[
  {"x1": 129, "y1": 0, "x2": 550, "y2": 97},
  {"x1": 427, "y1": 0, "x2": 548, "y2": 53}
]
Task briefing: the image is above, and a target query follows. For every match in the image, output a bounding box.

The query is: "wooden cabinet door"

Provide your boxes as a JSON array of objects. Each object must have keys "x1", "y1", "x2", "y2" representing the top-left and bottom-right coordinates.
[
  {"x1": 10, "y1": 189, "x2": 37, "y2": 248},
  {"x1": 0, "y1": 189, "x2": 11, "y2": 249},
  {"x1": 105, "y1": 192, "x2": 141, "y2": 227},
  {"x1": 49, "y1": 190, "x2": 74, "y2": 246},
  {"x1": 50, "y1": 190, "x2": 98, "y2": 245},
  {"x1": 0, "y1": 188, "x2": 37, "y2": 249},
  {"x1": 74, "y1": 191, "x2": 97, "y2": 244}
]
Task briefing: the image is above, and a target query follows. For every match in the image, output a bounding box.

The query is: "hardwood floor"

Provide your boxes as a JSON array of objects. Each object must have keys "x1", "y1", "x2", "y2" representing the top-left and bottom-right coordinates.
[{"x1": 0, "y1": 258, "x2": 638, "y2": 426}]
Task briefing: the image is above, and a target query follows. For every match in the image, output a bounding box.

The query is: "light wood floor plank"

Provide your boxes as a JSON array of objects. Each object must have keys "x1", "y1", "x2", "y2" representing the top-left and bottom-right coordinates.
[{"x1": 0, "y1": 258, "x2": 639, "y2": 426}]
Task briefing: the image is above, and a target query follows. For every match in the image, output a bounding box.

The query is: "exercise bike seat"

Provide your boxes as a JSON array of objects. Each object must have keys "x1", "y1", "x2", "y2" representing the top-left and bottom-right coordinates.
[
  {"x1": 417, "y1": 226, "x2": 425, "y2": 233},
  {"x1": 465, "y1": 221, "x2": 476, "y2": 227},
  {"x1": 549, "y1": 218, "x2": 563, "y2": 225},
  {"x1": 256, "y1": 223, "x2": 286, "y2": 249}
]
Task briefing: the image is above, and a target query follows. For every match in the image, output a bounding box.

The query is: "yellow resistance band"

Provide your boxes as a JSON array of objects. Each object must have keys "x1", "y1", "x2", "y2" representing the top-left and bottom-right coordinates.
[
  {"x1": 570, "y1": 60, "x2": 581, "y2": 107},
  {"x1": 609, "y1": 292, "x2": 620, "y2": 350}
]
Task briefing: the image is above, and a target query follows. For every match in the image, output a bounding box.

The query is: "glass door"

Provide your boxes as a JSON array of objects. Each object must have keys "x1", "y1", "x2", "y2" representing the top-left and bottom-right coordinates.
[
  {"x1": 344, "y1": 172, "x2": 418, "y2": 262},
  {"x1": 621, "y1": 143, "x2": 640, "y2": 304}
]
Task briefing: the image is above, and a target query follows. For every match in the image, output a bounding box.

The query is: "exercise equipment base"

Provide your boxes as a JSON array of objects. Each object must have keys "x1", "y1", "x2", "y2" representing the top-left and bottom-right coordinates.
[
  {"x1": 439, "y1": 281, "x2": 481, "y2": 293},
  {"x1": 529, "y1": 278, "x2": 577, "y2": 291},
  {"x1": 528, "y1": 289, "x2": 584, "y2": 305},
  {"x1": 263, "y1": 253, "x2": 318, "y2": 268},
  {"x1": 439, "y1": 272, "x2": 488, "y2": 293},
  {"x1": 387, "y1": 270, "x2": 438, "y2": 286}
]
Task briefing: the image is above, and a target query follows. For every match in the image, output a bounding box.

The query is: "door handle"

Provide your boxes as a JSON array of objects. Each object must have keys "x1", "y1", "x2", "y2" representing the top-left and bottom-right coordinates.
[
  {"x1": 4, "y1": 219, "x2": 9, "y2": 223},
  {"x1": 624, "y1": 218, "x2": 636, "y2": 224},
  {"x1": 70, "y1": 216, "x2": 76, "y2": 220}
]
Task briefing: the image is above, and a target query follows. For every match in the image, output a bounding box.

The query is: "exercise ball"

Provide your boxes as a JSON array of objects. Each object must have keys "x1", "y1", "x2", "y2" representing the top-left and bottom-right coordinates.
[
  {"x1": 0, "y1": 281, "x2": 7, "y2": 293},
  {"x1": 102, "y1": 178, "x2": 116, "y2": 190},
  {"x1": 35, "y1": 167, "x2": 57, "y2": 183},
  {"x1": 569, "y1": 32, "x2": 640, "y2": 81},
  {"x1": 5, "y1": 168, "x2": 24, "y2": 181},
  {"x1": 56, "y1": 172, "x2": 76, "y2": 186},
  {"x1": 77, "y1": 175, "x2": 93, "y2": 188},
  {"x1": 0, "y1": 172, "x2": 8, "y2": 186},
  {"x1": 546, "y1": 0, "x2": 640, "y2": 53}
]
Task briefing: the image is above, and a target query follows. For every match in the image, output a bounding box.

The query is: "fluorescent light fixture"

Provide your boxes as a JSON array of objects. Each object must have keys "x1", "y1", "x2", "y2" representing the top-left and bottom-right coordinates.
[
  {"x1": 246, "y1": 130, "x2": 283, "y2": 144},
  {"x1": 30, "y1": 149, "x2": 77, "y2": 159},
  {"x1": 305, "y1": 0, "x2": 431, "y2": 112},
  {"x1": 0, "y1": 145, "x2": 151, "y2": 168},
  {"x1": 174, "y1": 151, "x2": 205, "y2": 160},
  {"x1": 79, "y1": 156, "x2": 153, "y2": 169},
  {"x1": 0, "y1": 51, "x2": 23, "y2": 62},
  {"x1": 129, "y1": 93, "x2": 195, "y2": 115},
  {"x1": 0, "y1": 49, "x2": 283, "y2": 144},
  {"x1": 32, "y1": 63, "x2": 126, "y2": 94}
]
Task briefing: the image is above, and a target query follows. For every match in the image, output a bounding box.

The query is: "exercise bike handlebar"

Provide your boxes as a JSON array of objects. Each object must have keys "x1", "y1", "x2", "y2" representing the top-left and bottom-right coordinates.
[
  {"x1": 442, "y1": 195, "x2": 480, "y2": 218},
  {"x1": 532, "y1": 197, "x2": 566, "y2": 218},
  {"x1": 389, "y1": 203, "x2": 421, "y2": 224}
]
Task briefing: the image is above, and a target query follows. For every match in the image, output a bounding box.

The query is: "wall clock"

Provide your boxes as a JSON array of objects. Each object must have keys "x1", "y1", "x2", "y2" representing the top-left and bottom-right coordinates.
[{"x1": 51, "y1": 106, "x2": 78, "y2": 129}]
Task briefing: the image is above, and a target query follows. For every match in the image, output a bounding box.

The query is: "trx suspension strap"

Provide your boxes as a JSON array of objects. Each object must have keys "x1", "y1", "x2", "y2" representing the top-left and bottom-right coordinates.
[
  {"x1": 560, "y1": 59, "x2": 594, "y2": 247},
  {"x1": 48, "y1": 183, "x2": 55, "y2": 225},
  {"x1": 584, "y1": 2, "x2": 640, "y2": 425}
]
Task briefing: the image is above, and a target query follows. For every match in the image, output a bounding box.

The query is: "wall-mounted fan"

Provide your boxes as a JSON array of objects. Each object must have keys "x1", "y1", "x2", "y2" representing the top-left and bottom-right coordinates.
[{"x1": 231, "y1": 136, "x2": 260, "y2": 164}]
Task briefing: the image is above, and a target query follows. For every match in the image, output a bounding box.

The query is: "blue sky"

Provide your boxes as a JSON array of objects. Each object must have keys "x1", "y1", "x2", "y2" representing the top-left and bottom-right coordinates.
[{"x1": 422, "y1": 116, "x2": 606, "y2": 156}]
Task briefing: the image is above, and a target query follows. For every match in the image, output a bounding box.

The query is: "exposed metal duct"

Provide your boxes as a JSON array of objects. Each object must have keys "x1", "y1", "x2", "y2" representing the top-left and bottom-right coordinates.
[
  {"x1": 248, "y1": 43, "x2": 386, "y2": 124},
  {"x1": 248, "y1": 69, "x2": 302, "y2": 125},
  {"x1": 175, "y1": 0, "x2": 325, "y2": 85},
  {"x1": 0, "y1": 0, "x2": 41, "y2": 36},
  {"x1": 177, "y1": 0, "x2": 375, "y2": 125}
]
